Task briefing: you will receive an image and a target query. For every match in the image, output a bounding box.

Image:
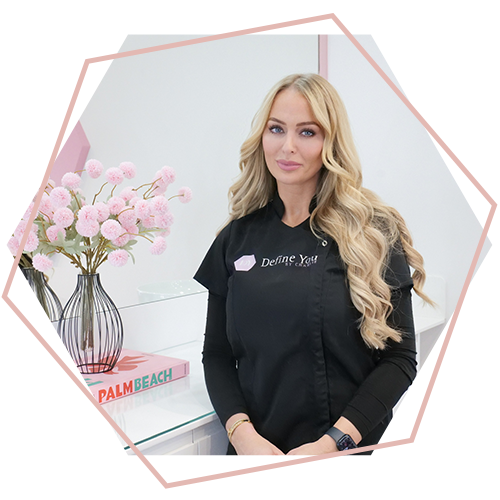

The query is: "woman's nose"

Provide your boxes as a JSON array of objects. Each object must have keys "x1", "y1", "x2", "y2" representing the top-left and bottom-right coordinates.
[{"x1": 282, "y1": 133, "x2": 296, "y2": 154}]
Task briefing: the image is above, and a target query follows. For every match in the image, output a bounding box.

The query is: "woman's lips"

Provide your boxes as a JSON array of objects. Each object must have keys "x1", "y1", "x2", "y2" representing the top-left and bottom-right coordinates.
[{"x1": 276, "y1": 160, "x2": 301, "y2": 171}]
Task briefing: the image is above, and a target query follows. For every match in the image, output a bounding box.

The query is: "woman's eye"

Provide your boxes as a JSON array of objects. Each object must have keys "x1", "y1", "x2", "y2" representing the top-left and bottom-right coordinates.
[
  {"x1": 269, "y1": 125, "x2": 283, "y2": 134},
  {"x1": 301, "y1": 129, "x2": 315, "y2": 137}
]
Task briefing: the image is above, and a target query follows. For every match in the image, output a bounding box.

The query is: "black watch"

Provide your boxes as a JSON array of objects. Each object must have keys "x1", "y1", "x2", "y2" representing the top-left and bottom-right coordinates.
[{"x1": 325, "y1": 427, "x2": 358, "y2": 450}]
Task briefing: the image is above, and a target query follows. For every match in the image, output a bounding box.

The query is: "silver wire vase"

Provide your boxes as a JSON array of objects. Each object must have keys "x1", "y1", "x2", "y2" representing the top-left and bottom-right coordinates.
[
  {"x1": 5, "y1": 267, "x2": 62, "y2": 330},
  {"x1": 58, "y1": 274, "x2": 123, "y2": 374}
]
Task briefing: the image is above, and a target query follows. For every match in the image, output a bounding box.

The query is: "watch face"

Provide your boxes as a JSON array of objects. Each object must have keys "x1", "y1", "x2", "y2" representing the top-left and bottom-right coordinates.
[{"x1": 337, "y1": 434, "x2": 357, "y2": 450}]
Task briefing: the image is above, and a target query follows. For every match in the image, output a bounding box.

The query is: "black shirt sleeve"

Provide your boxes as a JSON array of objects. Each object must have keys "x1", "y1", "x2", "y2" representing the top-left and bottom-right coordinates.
[
  {"x1": 340, "y1": 242, "x2": 418, "y2": 439},
  {"x1": 194, "y1": 222, "x2": 249, "y2": 427}
]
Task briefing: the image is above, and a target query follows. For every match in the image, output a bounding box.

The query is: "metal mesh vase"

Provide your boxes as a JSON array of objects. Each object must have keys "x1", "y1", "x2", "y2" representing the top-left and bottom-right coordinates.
[
  {"x1": 58, "y1": 274, "x2": 123, "y2": 374},
  {"x1": 5, "y1": 267, "x2": 62, "y2": 330}
]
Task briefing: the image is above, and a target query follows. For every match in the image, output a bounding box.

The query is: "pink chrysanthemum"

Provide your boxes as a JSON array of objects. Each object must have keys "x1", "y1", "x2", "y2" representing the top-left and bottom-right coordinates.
[
  {"x1": 157, "y1": 227, "x2": 171, "y2": 238},
  {"x1": 76, "y1": 219, "x2": 100, "y2": 238},
  {"x1": 105, "y1": 167, "x2": 124, "y2": 185},
  {"x1": 178, "y1": 186, "x2": 193, "y2": 203},
  {"x1": 153, "y1": 170, "x2": 167, "y2": 189},
  {"x1": 5, "y1": 174, "x2": 17, "y2": 187},
  {"x1": 107, "y1": 249, "x2": 129, "y2": 267},
  {"x1": 5, "y1": 186, "x2": 24, "y2": 208},
  {"x1": 100, "y1": 220, "x2": 122, "y2": 240},
  {"x1": 53, "y1": 207, "x2": 74, "y2": 228},
  {"x1": 160, "y1": 166, "x2": 176, "y2": 185},
  {"x1": 85, "y1": 159, "x2": 104, "y2": 179},
  {"x1": 150, "y1": 236, "x2": 167, "y2": 255},
  {"x1": 33, "y1": 253, "x2": 53, "y2": 273},
  {"x1": 128, "y1": 196, "x2": 141, "y2": 207},
  {"x1": 122, "y1": 224, "x2": 139, "y2": 237},
  {"x1": 94, "y1": 202, "x2": 110, "y2": 223},
  {"x1": 61, "y1": 172, "x2": 81, "y2": 190},
  {"x1": 107, "y1": 196, "x2": 126, "y2": 215},
  {"x1": 118, "y1": 161, "x2": 136, "y2": 179},
  {"x1": 151, "y1": 183, "x2": 167, "y2": 196},
  {"x1": 119, "y1": 186, "x2": 136, "y2": 202},
  {"x1": 7, "y1": 236, "x2": 19, "y2": 255},
  {"x1": 46, "y1": 225, "x2": 66, "y2": 243},
  {"x1": 118, "y1": 208, "x2": 137, "y2": 226},
  {"x1": 150, "y1": 196, "x2": 169, "y2": 216},
  {"x1": 155, "y1": 212, "x2": 174, "y2": 229},
  {"x1": 12, "y1": 220, "x2": 38, "y2": 241},
  {"x1": 134, "y1": 199, "x2": 151, "y2": 220},
  {"x1": 77, "y1": 205, "x2": 99, "y2": 222},
  {"x1": 39, "y1": 192, "x2": 53, "y2": 216},
  {"x1": 141, "y1": 215, "x2": 156, "y2": 229},
  {"x1": 17, "y1": 200, "x2": 36, "y2": 219},
  {"x1": 28, "y1": 167, "x2": 45, "y2": 189},
  {"x1": 24, "y1": 232, "x2": 39, "y2": 252},
  {"x1": 50, "y1": 187, "x2": 71, "y2": 209},
  {"x1": 111, "y1": 232, "x2": 130, "y2": 247}
]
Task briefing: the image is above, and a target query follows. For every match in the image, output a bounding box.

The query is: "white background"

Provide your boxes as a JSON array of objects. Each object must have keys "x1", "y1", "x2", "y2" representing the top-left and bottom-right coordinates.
[{"x1": 2, "y1": 1, "x2": 498, "y2": 499}]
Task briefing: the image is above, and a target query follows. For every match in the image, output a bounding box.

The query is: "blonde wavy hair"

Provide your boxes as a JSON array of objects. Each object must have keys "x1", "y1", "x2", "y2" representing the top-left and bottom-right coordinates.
[{"x1": 226, "y1": 73, "x2": 433, "y2": 350}]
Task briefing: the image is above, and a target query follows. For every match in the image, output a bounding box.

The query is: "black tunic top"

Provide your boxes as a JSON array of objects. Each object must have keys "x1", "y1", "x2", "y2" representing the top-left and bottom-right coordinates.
[{"x1": 194, "y1": 194, "x2": 417, "y2": 454}]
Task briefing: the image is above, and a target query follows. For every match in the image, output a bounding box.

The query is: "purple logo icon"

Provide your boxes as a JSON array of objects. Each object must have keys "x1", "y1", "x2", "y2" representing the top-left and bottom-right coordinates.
[{"x1": 234, "y1": 255, "x2": 256, "y2": 272}]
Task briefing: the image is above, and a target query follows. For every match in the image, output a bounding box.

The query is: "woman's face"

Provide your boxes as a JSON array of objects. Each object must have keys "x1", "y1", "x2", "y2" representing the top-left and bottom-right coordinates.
[{"x1": 262, "y1": 88, "x2": 325, "y2": 194}]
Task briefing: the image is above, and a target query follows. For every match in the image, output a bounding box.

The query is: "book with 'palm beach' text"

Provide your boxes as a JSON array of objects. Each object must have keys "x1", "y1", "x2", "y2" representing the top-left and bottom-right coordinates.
[{"x1": 18, "y1": 349, "x2": 189, "y2": 409}]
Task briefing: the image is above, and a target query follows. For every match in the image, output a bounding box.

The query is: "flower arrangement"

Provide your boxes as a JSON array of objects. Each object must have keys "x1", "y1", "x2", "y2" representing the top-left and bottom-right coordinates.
[{"x1": 8, "y1": 160, "x2": 192, "y2": 275}]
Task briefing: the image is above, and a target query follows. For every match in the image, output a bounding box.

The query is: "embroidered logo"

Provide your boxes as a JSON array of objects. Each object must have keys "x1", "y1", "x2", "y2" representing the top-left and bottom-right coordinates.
[{"x1": 234, "y1": 254, "x2": 256, "y2": 272}]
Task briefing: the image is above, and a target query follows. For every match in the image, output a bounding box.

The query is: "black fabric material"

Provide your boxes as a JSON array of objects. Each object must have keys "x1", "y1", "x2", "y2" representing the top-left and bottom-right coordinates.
[{"x1": 194, "y1": 194, "x2": 417, "y2": 454}]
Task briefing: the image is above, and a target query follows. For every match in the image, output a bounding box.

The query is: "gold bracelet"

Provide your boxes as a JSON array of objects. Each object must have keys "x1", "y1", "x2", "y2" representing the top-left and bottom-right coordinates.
[{"x1": 227, "y1": 418, "x2": 250, "y2": 442}]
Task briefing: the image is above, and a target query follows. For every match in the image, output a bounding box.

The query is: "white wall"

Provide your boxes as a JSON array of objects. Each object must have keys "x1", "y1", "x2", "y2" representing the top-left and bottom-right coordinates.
[
  {"x1": 47, "y1": 34, "x2": 318, "y2": 308},
  {"x1": 328, "y1": 34, "x2": 493, "y2": 456}
]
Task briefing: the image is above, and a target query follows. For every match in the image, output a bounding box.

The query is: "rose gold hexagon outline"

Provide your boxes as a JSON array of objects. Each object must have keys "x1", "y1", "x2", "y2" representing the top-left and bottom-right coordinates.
[{"x1": 2, "y1": 12, "x2": 497, "y2": 489}]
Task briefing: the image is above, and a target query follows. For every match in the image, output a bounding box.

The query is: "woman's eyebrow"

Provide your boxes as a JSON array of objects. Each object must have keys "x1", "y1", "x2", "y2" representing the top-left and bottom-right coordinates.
[{"x1": 268, "y1": 117, "x2": 320, "y2": 127}]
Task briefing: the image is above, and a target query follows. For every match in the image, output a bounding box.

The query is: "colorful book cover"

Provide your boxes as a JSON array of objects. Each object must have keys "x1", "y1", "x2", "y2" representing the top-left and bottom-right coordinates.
[{"x1": 83, "y1": 349, "x2": 190, "y2": 404}]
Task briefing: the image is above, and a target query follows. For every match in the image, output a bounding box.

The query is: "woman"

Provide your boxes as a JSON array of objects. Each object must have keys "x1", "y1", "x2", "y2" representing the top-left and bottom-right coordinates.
[{"x1": 194, "y1": 73, "x2": 433, "y2": 455}]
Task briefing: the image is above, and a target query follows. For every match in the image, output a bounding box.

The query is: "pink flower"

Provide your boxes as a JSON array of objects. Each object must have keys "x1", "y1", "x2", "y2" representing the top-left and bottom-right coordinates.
[
  {"x1": 33, "y1": 253, "x2": 53, "y2": 273},
  {"x1": 122, "y1": 224, "x2": 139, "y2": 237},
  {"x1": 111, "y1": 232, "x2": 130, "y2": 247},
  {"x1": 108, "y1": 249, "x2": 129, "y2": 267},
  {"x1": 141, "y1": 215, "x2": 156, "y2": 229},
  {"x1": 46, "y1": 226, "x2": 66, "y2": 242},
  {"x1": 155, "y1": 212, "x2": 174, "y2": 229},
  {"x1": 128, "y1": 196, "x2": 141, "y2": 207},
  {"x1": 134, "y1": 199, "x2": 151, "y2": 220},
  {"x1": 24, "y1": 232, "x2": 39, "y2": 252},
  {"x1": 150, "y1": 236, "x2": 167, "y2": 255},
  {"x1": 39, "y1": 192, "x2": 53, "y2": 215},
  {"x1": 118, "y1": 208, "x2": 137, "y2": 226},
  {"x1": 94, "y1": 202, "x2": 110, "y2": 222},
  {"x1": 5, "y1": 174, "x2": 17, "y2": 187},
  {"x1": 152, "y1": 170, "x2": 167, "y2": 189},
  {"x1": 178, "y1": 186, "x2": 193, "y2": 203},
  {"x1": 53, "y1": 207, "x2": 74, "y2": 228},
  {"x1": 85, "y1": 159, "x2": 103, "y2": 179},
  {"x1": 118, "y1": 161, "x2": 136, "y2": 179},
  {"x1": 107, "y1": 196, "x2": 126, "y2": 215},
  {"x1": 50, "y1": 187, "x2": 71, "y2": 209},
  {"x1": 76, "y1": 219, "x2": 100, "y2": 238},
  {"x1": 161, "y1": 166, "x2": 176, "y2": 185},
  {"x1": 150, "y1": 196, "x2": 169, "y2": 216},
  {"x1": 158, "y1": 227, "x2": 171, "y2": 238},
  {"x1": 7, "y1": 236, "x2": 19, "y2": 255},
  {"x1": 28, "y1": 167, "x2": 45, "y2": 189},
  {"x1": 14, "y1": 220, "x2": 37, "y2": 240},
  {"x1": 5, "y1": 186, "x2": 24, "y2": 208},
  {"x1": 17, "y1": 175, "x2": 34, "y2": 194},
  {"x1": 77, "y1": 205, "x2": 99, "y2": 222},
  {"x1": 105, "y1": 167, "x2": 124, "y2": 185},
  {"x1": 61, "y1": 172, "x2": 81, "y2": 189},
  {"x1": 119, "y1": 186, "x2": 136, "y2": 202},
  {"x1": 101, "y1": 219, "x2": 122, "y2": 240},
  {"x1": 18, "y1": 200, "x2": 36, "y2": 219},
  {"x1": 151, "y1": 183, "x2": 167, "y2": 196}
]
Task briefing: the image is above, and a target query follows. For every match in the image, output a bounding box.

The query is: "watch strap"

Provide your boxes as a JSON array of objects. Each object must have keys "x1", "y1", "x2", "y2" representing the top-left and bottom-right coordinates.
[{"x1": 325, "y1": 426, "x2": 358, "y2": 450}]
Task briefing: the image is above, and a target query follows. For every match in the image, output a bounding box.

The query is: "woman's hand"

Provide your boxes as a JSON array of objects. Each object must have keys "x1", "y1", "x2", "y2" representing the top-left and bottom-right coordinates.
[
  {"x1": 226, "y1": 413, "x2": 284, "y2": 455},
  {"x1": 286, "y1": 435, "x2": 337, "y2": 456},
  {"x1": 231, "y1": 422, "x2": 285, "y2": 455}
]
